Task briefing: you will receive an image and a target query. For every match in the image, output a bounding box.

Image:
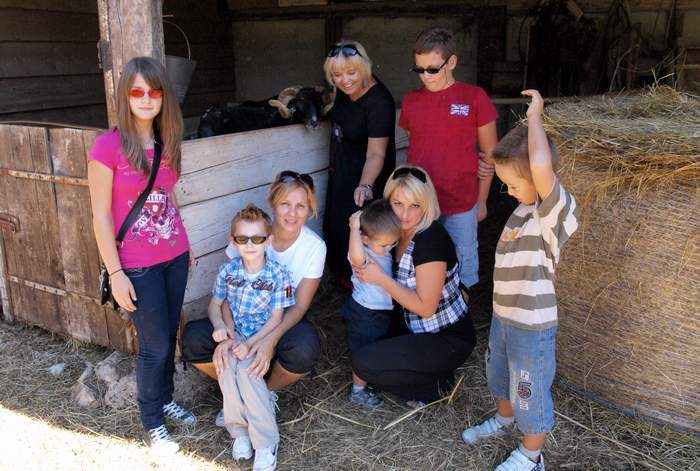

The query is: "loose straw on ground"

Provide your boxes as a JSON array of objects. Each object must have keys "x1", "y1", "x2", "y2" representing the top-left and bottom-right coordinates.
[
  {"x1": 554, "y1": 410, "x2": 675, "y2": 471},
  {"x1": 382, "y1": 375, "x2": 465, "y2": 431}
]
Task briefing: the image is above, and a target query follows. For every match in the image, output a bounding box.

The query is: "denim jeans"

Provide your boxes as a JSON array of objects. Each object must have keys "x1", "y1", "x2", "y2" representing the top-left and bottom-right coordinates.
[
  {"x1": 124, "y1": 251, "x2": 189, "y2": 431},
  {"x1": 486, "y1": 315, "x2": 557, "y2": 435},
  {"x1": 440, "y1": 204, "x2": 479, "y2": 288}
]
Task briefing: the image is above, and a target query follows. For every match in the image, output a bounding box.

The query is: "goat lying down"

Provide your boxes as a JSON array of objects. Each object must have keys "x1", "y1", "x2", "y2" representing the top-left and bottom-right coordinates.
[{"x1": 197, "y1": 86, "x2": 333, "y2": 138}]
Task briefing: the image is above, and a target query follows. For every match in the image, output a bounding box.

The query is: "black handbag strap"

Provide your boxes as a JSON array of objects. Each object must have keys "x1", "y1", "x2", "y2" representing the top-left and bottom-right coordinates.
[{"x1": 115, "y1": 122, "x2": 163, "y2": 243}]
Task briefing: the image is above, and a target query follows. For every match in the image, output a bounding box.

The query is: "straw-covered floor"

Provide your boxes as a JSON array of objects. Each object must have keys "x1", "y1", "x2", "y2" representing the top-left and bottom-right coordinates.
[{"x1": 0, "y1": 274, "x2": 698, "y2": 470}]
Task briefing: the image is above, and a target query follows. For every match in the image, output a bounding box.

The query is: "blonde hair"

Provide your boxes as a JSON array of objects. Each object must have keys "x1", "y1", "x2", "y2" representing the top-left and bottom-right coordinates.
[
  {"x1": 383, "y1": 165, "x2": 440, "y2": 234},
  {"x1": 231, "y1": 203, "x2": 272, "y2": 235},
  {"x1": 268, "y1": 171, "x2": 318, "y2": 217},
  {"x1": 115, "y1": 57, "x2": 183, "y2": 176},
  {"x1": 323, "y1": 40, "x2": 372, "y2": 89}
]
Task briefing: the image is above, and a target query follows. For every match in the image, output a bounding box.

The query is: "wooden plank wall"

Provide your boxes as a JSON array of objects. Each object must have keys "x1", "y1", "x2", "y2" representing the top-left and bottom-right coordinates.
[
  {"x1": 177, "y1": 117, "x2": 408, "y2": 320},
  {"x1": 0, "y1": 0, "x2": 106, "y2": 126},
  {"x1": 0, "y1": 124, "x2": 134, "y2": 351},
  {"x1": 0, "y1": 0, "x2": 236, "y2": 127}
]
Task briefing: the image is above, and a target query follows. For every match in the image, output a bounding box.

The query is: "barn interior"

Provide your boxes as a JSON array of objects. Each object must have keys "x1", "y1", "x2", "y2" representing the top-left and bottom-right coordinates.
[
  {"x1": 1, "y1": 2, "x2": 699, "y2": 466},
  {"x1": 2, "y1": 0, "x2": 699, "y2": 132}
]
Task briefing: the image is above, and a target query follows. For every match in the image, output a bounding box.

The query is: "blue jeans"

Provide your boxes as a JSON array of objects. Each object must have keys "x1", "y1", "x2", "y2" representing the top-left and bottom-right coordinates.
[
  {"x1": 486, "y1": 315, "x2": 557, "y2": 435},
  {"x1": 440, "y1": 204, "x2": 479, "y2": 287},
  {"x1": 124, "y1": 251, "x2": 189, "y2": 431}
]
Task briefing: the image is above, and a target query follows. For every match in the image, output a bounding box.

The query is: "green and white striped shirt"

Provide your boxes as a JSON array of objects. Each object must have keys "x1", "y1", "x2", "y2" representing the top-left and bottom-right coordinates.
[{"x1": 493, "y1": 179, "x2": 579, "y2": 330}]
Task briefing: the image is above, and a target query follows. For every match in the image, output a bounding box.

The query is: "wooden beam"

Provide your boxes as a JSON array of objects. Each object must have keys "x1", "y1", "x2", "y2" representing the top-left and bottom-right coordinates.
[{"x1": 97, "y1": 0, "x2": 165, "y2": 127}]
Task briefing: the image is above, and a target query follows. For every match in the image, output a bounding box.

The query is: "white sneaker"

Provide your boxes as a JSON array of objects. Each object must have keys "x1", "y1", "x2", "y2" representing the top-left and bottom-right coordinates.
[
  {"x1": 232, "y1": 435, "x2": 253, "y2": 461},
  {"x1": 462, "y1": 416, "x2": 510, "y2": 444},
  {"x1": 495, "y1": 448, "x2": 545, "y2": 471},
  {"x1": 215, "y1": 409, "x2": 225, "y2": 427},
  {"x1": 162, "y1": 400, "x2": 197, "y2": 425},
  {"x1": 253, "y1": 443, "x2": 278, "y2": 471},
  {"x1": 148, "y1": 424, "x2": 179, "y2": 454}
]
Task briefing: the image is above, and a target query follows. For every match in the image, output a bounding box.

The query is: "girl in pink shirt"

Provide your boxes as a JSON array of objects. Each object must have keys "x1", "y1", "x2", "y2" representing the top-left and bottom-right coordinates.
[{"x1": 88, "y1": 57, "x2": 194, "y2": 453}]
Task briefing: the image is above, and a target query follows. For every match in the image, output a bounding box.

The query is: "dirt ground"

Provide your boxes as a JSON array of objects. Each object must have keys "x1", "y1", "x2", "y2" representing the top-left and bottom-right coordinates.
[{"x1": 0, "y1": 186, "x2": 697, "y2": 470}]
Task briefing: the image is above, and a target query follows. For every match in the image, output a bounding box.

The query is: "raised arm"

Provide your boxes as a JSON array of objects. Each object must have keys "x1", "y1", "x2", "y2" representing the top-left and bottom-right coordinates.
[
  {"x1": 522, "y1": 89, "x2": 555, "y2": 200},
  {"x1": 348, "y1": 210, "x2": 366, "y2": 267}
]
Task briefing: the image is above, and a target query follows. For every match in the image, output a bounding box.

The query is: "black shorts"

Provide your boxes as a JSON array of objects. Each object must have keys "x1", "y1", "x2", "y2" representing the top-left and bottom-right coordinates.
[{"x1": 180, "y1": 316, "x2": 321, "y2": 375}]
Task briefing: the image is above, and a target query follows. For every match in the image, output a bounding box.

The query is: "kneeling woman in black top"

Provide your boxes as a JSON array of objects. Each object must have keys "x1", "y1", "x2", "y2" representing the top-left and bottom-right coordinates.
[{"x1": 352, "y1": 165, "x2": 476, "y2": 404}]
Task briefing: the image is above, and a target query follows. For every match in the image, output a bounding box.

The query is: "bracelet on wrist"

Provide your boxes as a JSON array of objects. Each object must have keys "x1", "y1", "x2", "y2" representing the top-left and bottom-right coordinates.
[
  {"x1": 358, "y1": 183, "x2": 372, "y2": 190},
  {"x1": 109, "y1": 268, "x2": 123, "y2": 277}
]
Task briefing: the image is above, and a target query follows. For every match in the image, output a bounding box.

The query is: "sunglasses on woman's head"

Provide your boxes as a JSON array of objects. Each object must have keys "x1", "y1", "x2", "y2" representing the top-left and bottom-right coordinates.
[
  {"x1": 411, "y1": 58, "x2": 449, "y2": 75},
  {"x1": 129, "y1": 88, "x2": 163, "y2": 99},
  {"x1": 327, "y1": 44, "x2": 363, "y2": 58},
  {"x1": 278, "y1": 170, "x2": 315, "y2": 190},
  {"x1": 392, "y1": 167, "x2": 427, "y2": 183},
  {"x1": 232, "y1": 235, "x2": 268, "y2": 245}
]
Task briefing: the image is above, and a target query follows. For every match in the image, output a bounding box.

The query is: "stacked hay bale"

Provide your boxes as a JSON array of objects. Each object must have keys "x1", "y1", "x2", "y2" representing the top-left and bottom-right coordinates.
[{"x1": 543, "y1": 86, "x2": 699, "y2": 435}]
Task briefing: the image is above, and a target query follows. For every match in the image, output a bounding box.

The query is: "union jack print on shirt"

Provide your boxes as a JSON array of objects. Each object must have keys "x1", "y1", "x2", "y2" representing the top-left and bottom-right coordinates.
[{"x1": 450, "y1": 104, "x2": 470, "y2": 116}]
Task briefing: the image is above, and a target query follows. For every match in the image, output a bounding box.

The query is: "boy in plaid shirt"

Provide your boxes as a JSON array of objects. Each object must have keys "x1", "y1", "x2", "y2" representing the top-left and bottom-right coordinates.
[{"x1": 208, "y1": 204, "x2": 294, "y2": 471}]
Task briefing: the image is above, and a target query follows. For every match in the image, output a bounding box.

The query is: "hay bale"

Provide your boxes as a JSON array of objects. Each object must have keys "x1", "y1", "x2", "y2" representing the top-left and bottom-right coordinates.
[{"x1": 544, "y1": 87, "x2": 700, "y2": 435}]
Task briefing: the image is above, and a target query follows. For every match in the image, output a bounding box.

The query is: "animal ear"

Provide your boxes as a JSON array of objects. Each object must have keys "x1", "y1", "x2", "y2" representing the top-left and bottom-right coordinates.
[
  {"x1": 268, "y1": 99, "x2": 292, "y2": 119},
  {"x1": 321, "y1": 102, "x2": 334, "y2": 116}
]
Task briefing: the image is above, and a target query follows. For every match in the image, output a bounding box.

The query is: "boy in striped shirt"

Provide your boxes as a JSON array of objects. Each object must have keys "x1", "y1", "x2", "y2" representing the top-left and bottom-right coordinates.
[{"x1": 461, "y1": 90, "x2": 579, "y2": 471}]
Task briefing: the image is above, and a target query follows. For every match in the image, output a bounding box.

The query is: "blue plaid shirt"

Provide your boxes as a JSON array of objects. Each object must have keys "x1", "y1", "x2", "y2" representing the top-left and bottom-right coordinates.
[{"x1": 212, "y1": 257, "x2": 295, "y2": 338}]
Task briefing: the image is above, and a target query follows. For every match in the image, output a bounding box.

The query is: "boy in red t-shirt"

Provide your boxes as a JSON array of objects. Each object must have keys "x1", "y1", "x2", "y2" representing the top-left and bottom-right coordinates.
[{"x1": 399, "y1": 27, "x2": 498, "y2": 290}]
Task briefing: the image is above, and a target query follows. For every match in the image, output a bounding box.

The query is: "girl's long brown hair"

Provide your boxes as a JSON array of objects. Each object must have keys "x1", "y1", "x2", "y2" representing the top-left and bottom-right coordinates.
[{"x1": 115, "y1": 57, "x2": 183, "y2": 176}]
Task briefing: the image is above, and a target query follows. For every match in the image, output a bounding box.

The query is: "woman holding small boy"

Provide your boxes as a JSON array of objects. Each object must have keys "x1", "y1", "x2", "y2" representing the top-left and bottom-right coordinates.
[
  {"x1": 352, "y1": 165, "x2": 477, "y2": 405},
  {"x1": 322, "y1": 40, "x2": 396, "y2": 285}
]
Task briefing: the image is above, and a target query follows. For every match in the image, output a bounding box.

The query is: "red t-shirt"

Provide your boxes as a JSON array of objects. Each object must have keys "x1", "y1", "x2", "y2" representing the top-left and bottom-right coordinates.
[
  {"x1": 399, "y1": 82, "x2": 498, "y2": 215},
  {"x1": 89, "y1": 129, "x2": 190, "y2": 269}
]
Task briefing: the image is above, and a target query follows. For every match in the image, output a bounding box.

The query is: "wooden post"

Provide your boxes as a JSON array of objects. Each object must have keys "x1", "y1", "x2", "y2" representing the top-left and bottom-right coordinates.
[{"x1": 97, "y1": 0, "x2": 165, "y2": 127}]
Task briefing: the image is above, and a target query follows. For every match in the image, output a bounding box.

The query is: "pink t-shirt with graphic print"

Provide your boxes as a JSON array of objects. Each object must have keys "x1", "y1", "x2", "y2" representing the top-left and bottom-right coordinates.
[{"x1": 89, "y1": 128, "x2": 189, "y2": 269}]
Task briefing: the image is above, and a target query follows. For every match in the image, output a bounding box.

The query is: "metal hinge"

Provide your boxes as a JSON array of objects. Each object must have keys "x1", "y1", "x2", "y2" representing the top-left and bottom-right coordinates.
[
  {"x1": 0, "y1": 168, "x2": 88, "y2": 186},
  {"x1": 97, "y1": 39, "x2": 112, "y2": 72},
  {"x1": 8, "y1": 275, "x2": 101, "y2": 305},
  {"x1": 0, "y1": 214, "x2": 19, "y2": 233}
]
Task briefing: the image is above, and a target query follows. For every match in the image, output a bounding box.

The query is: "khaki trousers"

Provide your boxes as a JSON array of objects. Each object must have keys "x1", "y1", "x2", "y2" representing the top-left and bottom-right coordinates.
[{"x1": 218, "y1": 348, "x2": 278, "y2": 449}]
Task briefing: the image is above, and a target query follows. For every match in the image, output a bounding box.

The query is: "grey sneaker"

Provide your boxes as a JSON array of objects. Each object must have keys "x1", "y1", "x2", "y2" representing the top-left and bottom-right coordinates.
[
  {"x1": 215, "y1": 409, "x2": 225, "y2": 427},
  {"x1": 348, "y1": 385, "x2": 383, "y2": 408},
  {"x1": 462, "y1": 416, "x2": 511, "y2": 444},
  {"x1": 162, "y1": 400, "x2": 197, "y2": 425},
  {"x1": 148, "y1": 424, "x2": 179, "y2": 454},
  {"x1": 495, "y1": 448, "x2": 544, "y2": 471}
]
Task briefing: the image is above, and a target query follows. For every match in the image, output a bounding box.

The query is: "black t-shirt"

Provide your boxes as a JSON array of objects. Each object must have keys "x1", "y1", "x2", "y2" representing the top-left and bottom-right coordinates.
[
  {"x1": 328, "y1": 79, "x2": 396, "y2": 189},
  {"x1": 411, "y1": 221, "x2": 458, "y2": 270}
]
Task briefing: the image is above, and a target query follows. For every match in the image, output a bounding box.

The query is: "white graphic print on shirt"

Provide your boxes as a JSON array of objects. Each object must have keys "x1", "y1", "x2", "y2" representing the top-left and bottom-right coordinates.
[{"x1": 128, "y1": 186, "x2": 180, "y2": 245}]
